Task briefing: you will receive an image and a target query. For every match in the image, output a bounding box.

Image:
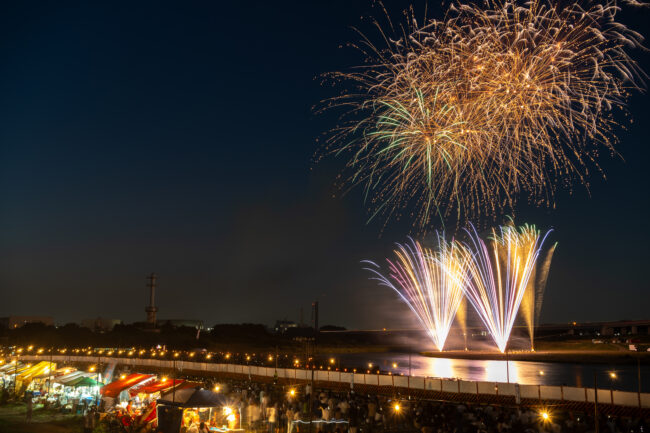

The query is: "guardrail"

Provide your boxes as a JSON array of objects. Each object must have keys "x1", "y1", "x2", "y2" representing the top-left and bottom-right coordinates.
[{"x1": 16, "y1": 354, "x2": 649, "y2": 411}]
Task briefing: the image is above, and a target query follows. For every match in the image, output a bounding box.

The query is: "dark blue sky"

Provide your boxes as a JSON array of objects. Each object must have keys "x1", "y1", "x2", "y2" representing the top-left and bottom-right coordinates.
[{"x1": 0, "y1": 1, "x2": 648, "y2": 328}]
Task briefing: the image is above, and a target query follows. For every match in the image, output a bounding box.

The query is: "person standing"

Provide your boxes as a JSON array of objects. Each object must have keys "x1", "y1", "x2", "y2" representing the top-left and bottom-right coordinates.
[
  {"x1": 25, "y1": 394, "x2": 33, "y2": 423},
  {"x1": 286, "y1": 405, "x2": 295, "y2": 433},
  {"x1": 83, "y1": 407, "x2": 97, "y2": 433},
  {"x1": 267, "y1": 402, "x2": 277, "y2": 433}
]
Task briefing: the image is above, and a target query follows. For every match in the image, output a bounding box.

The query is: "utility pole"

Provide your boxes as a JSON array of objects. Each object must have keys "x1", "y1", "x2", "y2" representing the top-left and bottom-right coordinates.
[
  {"x1": 594, "y1": 371, "x2": 599, "y2": 433},
  {"x1": 96, "y1": 354, "x2": 101, "y2": 407},
  {"x1": 312, "y1": 301, "x2": 319, "y2": 340},
  {"x1": 13, "y1": 357, "x2": 18, "y2": 396},
  {"x1": 638, "y1": 358, "x2": 642, "y2": 417},
  {"x1": 47, "y1": 349, "x2": 52, "y2": 396},
  {"x1": 145, "y1": 273, "x2": 158, "y2": 327},
  {"x1": 172, "y1": 357, "x2": 176, "y2": 404},
  {"x1": 505, "y1": 348, "x2": 510, "y2": 384},
  {"x1": 308, "y1": 339, "x2": 314, "y2": 433},
  {"x1": 274, "y1": 346, "x2": 279, "y2": 386}
]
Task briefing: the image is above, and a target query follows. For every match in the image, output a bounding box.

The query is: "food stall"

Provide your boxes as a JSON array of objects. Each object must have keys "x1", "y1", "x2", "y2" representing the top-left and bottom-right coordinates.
[
  {"x1": 26, "y1": 366, "x2": 72, "y2": 397},
  {"x1": 14, "y1": 361, "x2": 54, "y2": 395},
  {"x1": 100, "y1": 373, "x2": 154, "y2": 411},
  {"x1": 156, "y1": 387, "x2": 242, "y2": 433},
  {"x1": 45, "y1": 371, "x2": 97, "y2": 412}
]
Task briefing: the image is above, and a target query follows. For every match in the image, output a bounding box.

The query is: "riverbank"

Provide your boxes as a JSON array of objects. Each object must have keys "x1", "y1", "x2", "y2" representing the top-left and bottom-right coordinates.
[{"x1": 421, "y1": 349, "x2": 650, "y2": 364}]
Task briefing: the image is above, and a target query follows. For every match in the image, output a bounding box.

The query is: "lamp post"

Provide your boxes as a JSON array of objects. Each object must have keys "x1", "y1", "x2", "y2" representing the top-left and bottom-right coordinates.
[
  {"x1": 172, "y1": 357, "x2": 176, "y2": 404},
  {"x1": 594, "y1": 371, "x2": 599, "y2": 433},
  {"x1": 505, "y1": 348, "x2": 510, "y2": 384},
  {"x1": 638, "y1": 358, "x2": 642, "y2": 417},
  {"x1": 96, "y1": 354, "x2": 101, "y2": 407},
  {"x1": 13, "y1": 357, "x2": 18, "y2": 396},
  {"x1": 47, "y1": 349, "x2": 53, "y2": 397},
  {"x1": 408, "y1": 352, "x2": 412, "y2": 377}
]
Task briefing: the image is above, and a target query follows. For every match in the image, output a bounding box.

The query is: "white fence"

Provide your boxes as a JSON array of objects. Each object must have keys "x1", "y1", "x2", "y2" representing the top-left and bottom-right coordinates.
[{"x1": 17, "y1": 354, "x2": 648, "y2": 409}]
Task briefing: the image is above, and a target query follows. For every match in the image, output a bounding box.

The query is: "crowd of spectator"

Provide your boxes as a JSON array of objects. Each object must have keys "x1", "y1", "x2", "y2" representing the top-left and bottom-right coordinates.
[{"x1": 199, "y1": 377, "x2": 650, "y2": 433}]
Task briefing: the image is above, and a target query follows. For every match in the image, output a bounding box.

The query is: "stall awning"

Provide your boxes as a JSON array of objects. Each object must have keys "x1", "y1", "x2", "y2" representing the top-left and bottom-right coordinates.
[
  {"x1": 67, "y1": 376, "x2": 98, "y2": 387},
  {"x1": 158, "y1": 387, "x2": 224, "y2": 408},
  {"x1": 55, "y1": 371, "x2": 88, "y2": 385},
  {"x1": 7, "y1": 364, "x2": 32, "y2": 375},
  {"x1": 101, "y1": 374, "x2": 154, "y2": 398},
  {"x1": 17, "y1": 362, "x2": 53, "y2": 380},
  {"x1": 0, "y1": 363, "x2": 22, "y2": 373},
  {"x1": 130, "y1": 379, "x2": 184, "y2": 396},
  {"x1": 32, "y1": 367, "x2": 75, "y2": 380}
]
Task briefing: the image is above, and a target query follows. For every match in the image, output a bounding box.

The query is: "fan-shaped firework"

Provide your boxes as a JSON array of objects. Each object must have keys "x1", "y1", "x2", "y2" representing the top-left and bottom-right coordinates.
[
  {"x1": 454, "y1": 223, "x2": 555, "y2": 352},
  {"x1": 364, "y1": 236, "x2": 467, "y2": 351},
  {"x1": 520, "y1": 241, "x2": 557, "y2": 350},
  {"x1": 322, "y1": 0, "x2": 645, "y2": 229}
]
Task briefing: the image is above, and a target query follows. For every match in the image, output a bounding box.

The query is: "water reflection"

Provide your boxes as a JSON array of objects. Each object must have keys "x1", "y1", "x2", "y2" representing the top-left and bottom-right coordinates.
[
  {"x1": 333, "y1": 352, "x2": 650, "y2": 391},
  {"x1": 423, "y1": 358, "x2": 454, "y2": 379},
  {"x1": 483, "y1": 360, "x2": 519, "y2": 383},
  {"x1": 418, "y1": 358, "x2": 520, "y2": 383}
]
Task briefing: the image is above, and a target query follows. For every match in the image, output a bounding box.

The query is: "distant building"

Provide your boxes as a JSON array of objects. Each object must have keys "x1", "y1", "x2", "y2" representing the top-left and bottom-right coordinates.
[
  {"x1": 0, "y1": 316, "x2": 54, "y2": 329},
  {"x1": 536, "y1": 320, "x2": 650, "y2": 337},
  {"x1": 159, "y1": 319, "x2": 204, "y2": 330},
  {"x1": 273, "y1": 320, "x2": 298, "y2": 334},
  {"x1": 80, "y1": 317, "x2": 122, "y2": 332},
  {"x1": 600, "y1": 320, "x2": 650, "y2": 336}
]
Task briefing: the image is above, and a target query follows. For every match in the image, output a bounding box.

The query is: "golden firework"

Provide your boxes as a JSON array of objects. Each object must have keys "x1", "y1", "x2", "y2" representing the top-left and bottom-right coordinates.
[{"x1": 321, "y1": 0, "x2": 645, "y2": 230}]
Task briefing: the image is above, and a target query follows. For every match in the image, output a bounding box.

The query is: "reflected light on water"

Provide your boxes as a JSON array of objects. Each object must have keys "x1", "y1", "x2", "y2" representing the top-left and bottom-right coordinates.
[
  {"x1": 420, "y1": 357, "x2": 519, "y2": 383},
  {"x1": 334, "y1": 352, "x2": 650, "y2": 390},
  {"x1": 483, "y1": 360, "x2": 519, "y2": 383},
  {"x1": 423, "y1": 358, "x2": 455, "y2": 378}
]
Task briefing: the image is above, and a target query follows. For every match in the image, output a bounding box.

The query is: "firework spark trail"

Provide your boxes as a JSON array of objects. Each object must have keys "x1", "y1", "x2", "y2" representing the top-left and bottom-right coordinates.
[
  {"x1": 454, "y1": 223, "x2": 554, "y2": 352},
  {"x1": 364, "y1": 236, "x2": 466, "y2": 351},
  {"x1": 322, "y1": 0, "x2": 646, "y2": 229},
  {"x1": 521, "y1": 242, "x2": 557, "y2": 350}
]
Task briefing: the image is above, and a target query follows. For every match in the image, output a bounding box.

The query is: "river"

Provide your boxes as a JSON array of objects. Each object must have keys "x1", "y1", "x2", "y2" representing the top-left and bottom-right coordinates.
[{"x1": 328, "y1": 352, "x2": 650, "y2": 392}]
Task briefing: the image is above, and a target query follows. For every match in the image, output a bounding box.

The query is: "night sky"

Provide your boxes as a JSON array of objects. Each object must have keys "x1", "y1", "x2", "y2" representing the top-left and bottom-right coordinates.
[{"x1": 1, "y1": 1, "x2": 648, "y2": 329}]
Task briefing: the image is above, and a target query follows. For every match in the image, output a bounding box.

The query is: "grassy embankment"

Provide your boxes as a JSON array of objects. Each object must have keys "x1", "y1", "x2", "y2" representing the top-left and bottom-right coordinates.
[{"x1": 0, "y1": 402, "x2": 82, "y2": 433}]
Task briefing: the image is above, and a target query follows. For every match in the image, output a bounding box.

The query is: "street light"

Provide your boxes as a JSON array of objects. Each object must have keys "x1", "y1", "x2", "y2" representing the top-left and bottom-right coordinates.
[{"x1": 12, "y1": 358, "x2": 18, "y2": 395}]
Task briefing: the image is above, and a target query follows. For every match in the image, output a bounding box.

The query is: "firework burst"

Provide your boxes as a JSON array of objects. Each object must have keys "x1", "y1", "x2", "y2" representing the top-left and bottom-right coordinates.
[
  {"x1": 364, "y1": 236, "x2": 467, "y2": 351},
  {"x1": 322, "y1": 0, "x2": 645, "y2": 229}
]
